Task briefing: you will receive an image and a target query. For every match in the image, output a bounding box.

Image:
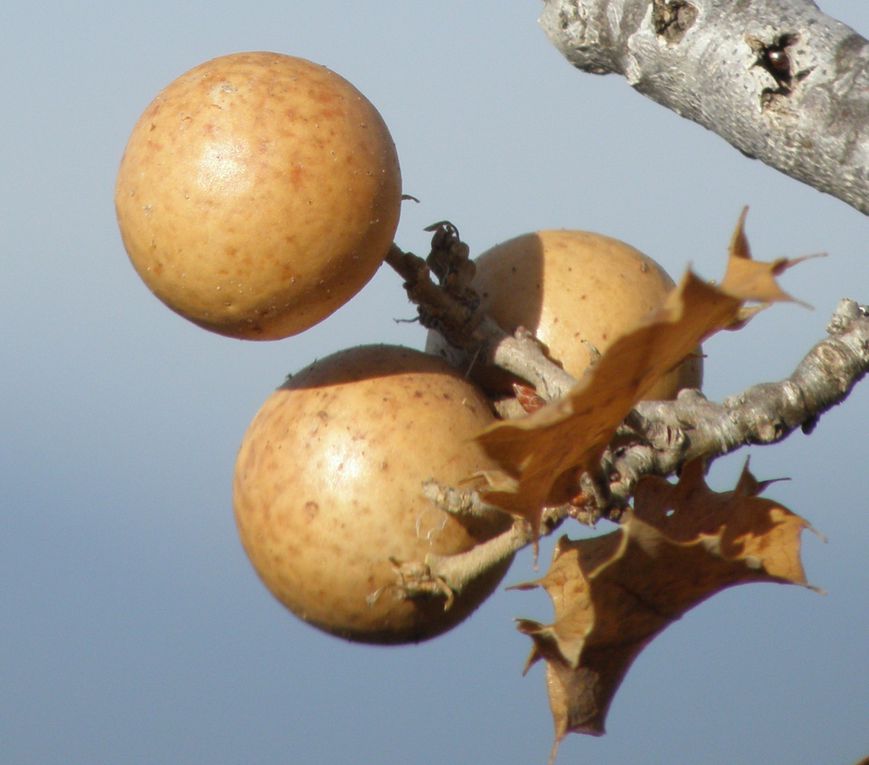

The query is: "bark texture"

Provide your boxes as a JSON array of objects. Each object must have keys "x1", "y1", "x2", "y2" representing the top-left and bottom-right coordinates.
[
  {"x1": 398, "y1": 299, "x2": 869, "y2": 597},
  {"x1": 384, "y1": 228, "x2": 868, "y2": 594},
  {"x1": 539, "y1": 0, "x2": 869, "y2": 213}
]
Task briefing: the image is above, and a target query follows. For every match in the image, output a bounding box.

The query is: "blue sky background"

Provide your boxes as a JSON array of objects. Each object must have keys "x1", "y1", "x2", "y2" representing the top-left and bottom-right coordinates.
[{"x1": 2, "y1": 2, "x2": 867, "y2": 764}]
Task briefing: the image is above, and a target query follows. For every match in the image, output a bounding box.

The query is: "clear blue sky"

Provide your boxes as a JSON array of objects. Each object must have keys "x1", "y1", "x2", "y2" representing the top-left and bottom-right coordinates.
[{"x1": 2, "y1": 2, "x2": 867, "y2": 764}]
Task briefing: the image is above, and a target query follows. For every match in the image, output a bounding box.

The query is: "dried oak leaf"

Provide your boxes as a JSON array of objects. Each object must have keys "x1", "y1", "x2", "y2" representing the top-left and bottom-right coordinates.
[
  {"x1": 723, "y1": 207, "x2": 813, "y2": 326},
  {"x1": 514, "y1": 460, "x2": 816, "y2": 756},
  {"x1": 476, "y1": 212, "x2": 803, "y2": 533}
]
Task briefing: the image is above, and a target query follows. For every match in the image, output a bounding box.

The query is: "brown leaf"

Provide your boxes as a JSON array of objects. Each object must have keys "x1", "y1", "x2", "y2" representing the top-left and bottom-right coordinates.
[
  {"x1": 516, "y1": 461, "x2": 815, "y2": 752},
  {"x1": 476, "y1": 213, "x2": 801, "y2": 533},
  {"x1": 723, "y1": 206, "x2": 813, "y2": 311}
]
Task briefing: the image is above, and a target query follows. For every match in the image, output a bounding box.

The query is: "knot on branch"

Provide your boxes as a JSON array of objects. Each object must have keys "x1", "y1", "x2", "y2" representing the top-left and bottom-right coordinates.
[
  {"x1": 652, "y1": 0, "x2": 698, "y2": 44},
  {"x1": 826, "y1": 298, "x2": 868, "y2": 335},
  {"x1": 385, "y1": 223, "x2": 482, "y2": 348},
  {"x1": 747, "y1": 32, "x2": 813, "y2": 109},
  {"x1": 367, "y1": 557, "x2": 456, "y2": 610}
]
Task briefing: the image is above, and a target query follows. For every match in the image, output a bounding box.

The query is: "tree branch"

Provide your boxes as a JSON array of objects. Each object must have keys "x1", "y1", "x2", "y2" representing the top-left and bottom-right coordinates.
[
  {"x1": 603, "y1": 297, "x2": 869, "y2": 509},
  {"x1": 385, "y1": 233, "x2": 868, "y2": 598},
  {"x1": 397, "y1": 299, "x2": 867, "y2": 598},
  {"x1": 385, "y1": 236, "x2": 577, "y2": 399},
  {"x1": 539, "y1": 0, "x2": 869, "y2": 214}
]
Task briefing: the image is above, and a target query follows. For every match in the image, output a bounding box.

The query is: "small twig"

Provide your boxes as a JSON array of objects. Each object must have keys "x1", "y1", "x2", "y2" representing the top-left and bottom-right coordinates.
[
  {"x1": 602, "y1": 299, "x2": 869, "y2": 508},
  {"x1": 421, "y1": 480, "x2": 501, "y2": 520},
  {"x1": 385, "y1": 229, "x2": 866, "y2": 594},
  {"x1": 395, "y1": 505, "x2": 578, "y2": 600},
  {"x1": 395, "y1": 519, "x2": 538, "y2": 601},
  {"x1": 386, "y1": 236, "x2": 577, "y2": 400},
  {"x1": 385, "y1": 244, "x2": 478, "y2": 338},
  {"x1": 388, "y1": 300, "x2": 868, "y2": 597}
]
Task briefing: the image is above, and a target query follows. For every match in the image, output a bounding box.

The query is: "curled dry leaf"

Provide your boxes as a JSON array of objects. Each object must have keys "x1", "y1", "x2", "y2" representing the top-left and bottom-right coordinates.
[
  {"x1": 723, "y1": 207, "x2": 818, "y2": 323},
  {"x1": 476, "y1": 212, "x2": 805, "y2": 534},
  {"x1": 514, "y1": 460, "x2": 817, "y2": 757}
]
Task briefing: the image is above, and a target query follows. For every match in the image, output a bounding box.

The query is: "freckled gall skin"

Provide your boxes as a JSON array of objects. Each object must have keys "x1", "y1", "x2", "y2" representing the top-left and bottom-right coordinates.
[
  {"x1": 115, "y1": 52, "x2": 402, "y2": 339},
  {"x1": 427, "y1": 230, "x2": 703, "y2": 399},
  {"x1": 233, "y1": 345, "x2": 513, "y2": 644}
]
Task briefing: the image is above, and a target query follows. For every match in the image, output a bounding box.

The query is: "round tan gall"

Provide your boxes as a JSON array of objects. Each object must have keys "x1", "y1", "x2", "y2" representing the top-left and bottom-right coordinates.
[
  {"x1": 427, "y1": 230, "x2": 703, "y2": 400},
  {"x1": 115, "y1": 52, "x2": 402, "y2": 339},
  {"x1": 233, "y1": 345, "x2": 513, "y2": 644}
]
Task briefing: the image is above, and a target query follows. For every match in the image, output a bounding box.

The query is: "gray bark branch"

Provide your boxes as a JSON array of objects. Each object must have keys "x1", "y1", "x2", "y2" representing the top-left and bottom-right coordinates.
[
  {"x1": 386, "y1": 231, "x2": 868, "y2": 596},
  {"x1": 385, "y1": 242, "x2": 578, "y2": 398},
  {"x1": 605, "y1": 298, "x2": 868, "y2": 506},
  {"x1": 539, "y1": 0, "x2": 869, "y2": 214},
  {"x1": 400, "y1": 299, "x2": 868, "y2": 597}
]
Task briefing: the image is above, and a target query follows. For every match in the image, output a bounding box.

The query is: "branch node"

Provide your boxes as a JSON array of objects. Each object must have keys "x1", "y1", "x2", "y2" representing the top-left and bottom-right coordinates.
[
  {"x1": 373, "y1": 557, "x2": 455, "y2": 610},
  {"x1": 652, "y1": 0, "x2": 698, "y2": 44},
  {"x1": 422, "y1": 479, "x2": 504, "y2": 520}
]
